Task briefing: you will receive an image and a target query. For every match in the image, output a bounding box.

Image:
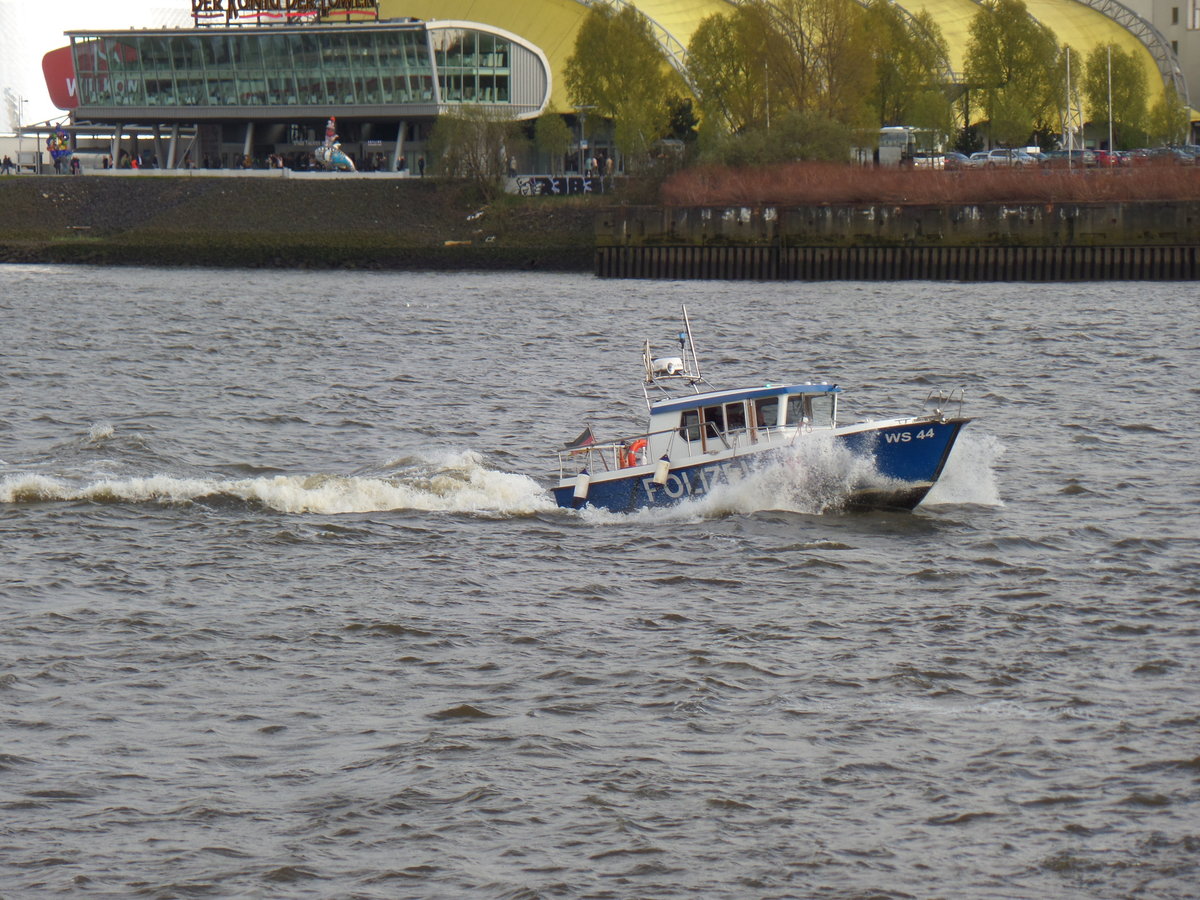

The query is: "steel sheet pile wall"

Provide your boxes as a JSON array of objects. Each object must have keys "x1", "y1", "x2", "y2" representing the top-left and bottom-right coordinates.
[{"x1": 595, "y1": 203, "x2": 1200, "y2": 280}]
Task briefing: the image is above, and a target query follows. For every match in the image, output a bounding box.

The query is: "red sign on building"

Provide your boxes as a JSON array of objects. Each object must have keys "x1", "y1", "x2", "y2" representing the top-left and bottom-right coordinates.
[
  {"x1": 43, "y1": 42, "x2": 141, "y2": 110},
  {"x1": 42, "y1": 46, "x2": 78, "y2": 110}
]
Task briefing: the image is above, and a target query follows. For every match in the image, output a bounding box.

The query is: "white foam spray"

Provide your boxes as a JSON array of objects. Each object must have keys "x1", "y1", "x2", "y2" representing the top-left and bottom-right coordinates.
[{"x1": 921, "y1": 429, "x2": 1004, "y2": 507}]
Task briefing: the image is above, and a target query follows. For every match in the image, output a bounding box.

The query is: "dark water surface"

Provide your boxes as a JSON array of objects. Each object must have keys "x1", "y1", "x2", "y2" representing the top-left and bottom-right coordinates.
[{"x1": 2, "y1": 266, "x2": 1197, "y2": 899}]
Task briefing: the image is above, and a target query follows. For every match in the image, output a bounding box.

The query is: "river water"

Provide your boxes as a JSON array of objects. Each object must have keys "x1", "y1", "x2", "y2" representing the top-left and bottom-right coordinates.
[{"x1": 1, "y1": 266, "x2": 1197, "y2": 899}]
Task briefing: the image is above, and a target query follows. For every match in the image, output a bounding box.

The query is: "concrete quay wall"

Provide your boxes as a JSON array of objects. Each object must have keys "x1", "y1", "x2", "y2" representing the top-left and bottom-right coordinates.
[{"x1": 595, "y1": 202, "x2": 1200, "y2": 280}]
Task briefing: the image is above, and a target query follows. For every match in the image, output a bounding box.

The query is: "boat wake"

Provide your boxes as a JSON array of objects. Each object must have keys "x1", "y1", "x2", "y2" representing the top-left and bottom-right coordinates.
[{"x1": 1, "y1": 447, "x2": 553, "y2": 518}]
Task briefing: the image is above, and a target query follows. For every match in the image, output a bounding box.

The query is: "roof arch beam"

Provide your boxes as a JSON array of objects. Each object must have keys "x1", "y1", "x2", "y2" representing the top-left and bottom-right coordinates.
[
  {"x1": 1066, "y1": 0, "x2": 1187, "y2": 103},
  {"x1": 569, "y1": 0, "x2": 697, "y2": 91}
]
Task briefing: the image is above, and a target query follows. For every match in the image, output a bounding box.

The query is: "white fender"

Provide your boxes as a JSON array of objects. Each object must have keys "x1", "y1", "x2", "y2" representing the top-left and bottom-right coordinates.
[
  {"x1": 652, "y1": 455, "x2": 671, "y2": 485},
  {"x1": 573, "y1": 471, "x2": 591, "y2": 500}
]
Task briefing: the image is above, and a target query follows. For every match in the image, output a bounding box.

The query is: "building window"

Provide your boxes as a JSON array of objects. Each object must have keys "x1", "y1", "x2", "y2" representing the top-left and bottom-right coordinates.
[
  {"x1": 1173, "y1": 6, "x2": 1180, "y2": 24},
  {"x1": 70, "y1": 24, "x2": 451, "y2": 111},
  {"x1": 431, "y1": 27, "x2": 513, "y2": 104}
]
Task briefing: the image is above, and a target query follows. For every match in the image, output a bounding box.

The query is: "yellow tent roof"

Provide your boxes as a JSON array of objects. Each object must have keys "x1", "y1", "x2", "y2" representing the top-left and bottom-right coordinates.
[{"x1": 382, "y1": 0, "x2": 1176, "y2": 117}]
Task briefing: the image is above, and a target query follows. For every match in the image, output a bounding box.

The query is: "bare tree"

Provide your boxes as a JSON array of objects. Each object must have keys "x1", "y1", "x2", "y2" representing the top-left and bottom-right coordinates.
[{"x1": 429, "y1": 106, "x2": 523, "y2": 196}]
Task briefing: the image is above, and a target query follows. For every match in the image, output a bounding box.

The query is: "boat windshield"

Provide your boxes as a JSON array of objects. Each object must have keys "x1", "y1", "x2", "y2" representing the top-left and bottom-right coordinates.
[
  {"x1": 785, "y1": 393, "x2": 836, "y2": 427},
  {"x1": 811, "y1": 394, "x2": 835, "y2": 426}
]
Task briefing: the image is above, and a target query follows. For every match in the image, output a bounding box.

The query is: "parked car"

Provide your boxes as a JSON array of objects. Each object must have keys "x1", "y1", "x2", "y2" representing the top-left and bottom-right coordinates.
[
  {"x1": 906, "y1": 152, "x2": 945, "y2": 169},
  {"x1": 1039, "y1": 149, "x2": 1096, "y2": 168},
  {"x1": 969, "y1": 148, "x2": 1039, "y2": 168},
  {"x1": 942, "y1": 151, "x2": 971, "y2": 170},
  {"x1": 1145, "y1": 147, "x2": 1195, "y2": 165}
]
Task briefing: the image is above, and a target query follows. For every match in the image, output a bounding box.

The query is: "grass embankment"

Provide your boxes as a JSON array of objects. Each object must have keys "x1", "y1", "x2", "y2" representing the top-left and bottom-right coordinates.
[
  {"x1": 7, "y1": 166, "x2": 1198, "y2": 270},
  {"x1": 662, "y1": 162, "x2": 1200, "y2": 206},
  {"x1": 0, "y1": 176, "x2": 597, "y2": 270}
]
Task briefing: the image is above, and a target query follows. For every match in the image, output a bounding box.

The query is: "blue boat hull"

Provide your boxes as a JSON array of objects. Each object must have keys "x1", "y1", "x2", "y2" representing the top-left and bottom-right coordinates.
[{"x1": 553, "y1": 418, "x2": 968, "y2": 513}]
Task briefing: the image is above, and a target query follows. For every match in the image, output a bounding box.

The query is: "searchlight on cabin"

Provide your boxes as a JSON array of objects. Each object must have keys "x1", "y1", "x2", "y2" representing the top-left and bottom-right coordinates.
[{"x1": 651, "y1": 357, "x2": 684, "y2": 376}]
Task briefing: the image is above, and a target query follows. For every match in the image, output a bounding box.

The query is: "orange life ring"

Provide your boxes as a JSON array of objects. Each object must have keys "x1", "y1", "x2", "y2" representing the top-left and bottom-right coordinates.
[{"x1": 622, "y1": 438, "x2": 648, "y2": 468}]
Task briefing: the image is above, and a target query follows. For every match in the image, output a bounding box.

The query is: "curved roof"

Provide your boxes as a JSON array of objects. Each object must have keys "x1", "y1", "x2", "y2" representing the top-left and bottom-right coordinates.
[
  {"x1": 1016, "y1": 0, "x2": 1170, "y2": 105},
  {"x1": 382, "y1": 0, "x2": 1183, "y2": 116},
  {"x1": 383, "y1": 0, "x2": 589, "y2": 109}
]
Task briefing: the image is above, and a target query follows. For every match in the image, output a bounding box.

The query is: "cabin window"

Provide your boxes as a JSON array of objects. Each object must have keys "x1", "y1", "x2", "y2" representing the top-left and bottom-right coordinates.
[
  {"x1": 753, "y1": 397, "x2": 778, "y2": 428},
  {"x1": 679, "y1": 410, "x2": 700, "y2": 442},
  {"x1": 809, "y1": 394, "x2": 835, "y2": 427},
  {"x1": 701, "y1": 405, "x2": 725, "y2": 437},
  {"x1": 785, "y1": 395, "x2": 807, "y2": 426},
  {"x1": 725, "y1": 401, "x2": 746, "y2": 434}
]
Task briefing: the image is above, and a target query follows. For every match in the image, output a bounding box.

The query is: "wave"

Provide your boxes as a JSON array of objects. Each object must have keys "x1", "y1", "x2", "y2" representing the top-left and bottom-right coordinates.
[{"x1": 0, "y1": 450, "x2": 553, "y2": 517}]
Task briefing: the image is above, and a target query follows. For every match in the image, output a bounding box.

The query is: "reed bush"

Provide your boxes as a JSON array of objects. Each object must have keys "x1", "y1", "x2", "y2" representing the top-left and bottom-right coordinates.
[{"x1": 661, "y1": 162, "x2": 1200, "y2": 207}]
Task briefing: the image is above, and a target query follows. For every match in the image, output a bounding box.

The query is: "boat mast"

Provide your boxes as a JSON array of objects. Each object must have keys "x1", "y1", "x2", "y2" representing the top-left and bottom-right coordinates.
[
  {"x1": 641, "y1": 305, "x2": 709, "y2": 410},
  {"x1": 681, "y1": 304, "x2": 701, "y2": 382}
]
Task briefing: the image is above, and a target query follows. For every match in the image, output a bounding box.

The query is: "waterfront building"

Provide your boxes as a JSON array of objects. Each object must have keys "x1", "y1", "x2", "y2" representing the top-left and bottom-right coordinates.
[
  {"x1": 30, "y1": 0, "x2": 1200, "y2": 170},
  {"x1": 41, "y1": 7, "x2": 550, "y2": 169}
]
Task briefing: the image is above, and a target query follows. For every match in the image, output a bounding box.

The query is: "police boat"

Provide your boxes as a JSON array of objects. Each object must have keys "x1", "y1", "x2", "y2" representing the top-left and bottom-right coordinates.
[{"x1": 552, "y1": 308, "x2": 970, "y2": 513}]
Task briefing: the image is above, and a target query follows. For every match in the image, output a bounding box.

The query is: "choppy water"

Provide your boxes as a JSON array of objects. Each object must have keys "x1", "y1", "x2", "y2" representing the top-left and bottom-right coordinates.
[{"x1": 1, "y1": 265, "x2": 1197, "y2": 899}]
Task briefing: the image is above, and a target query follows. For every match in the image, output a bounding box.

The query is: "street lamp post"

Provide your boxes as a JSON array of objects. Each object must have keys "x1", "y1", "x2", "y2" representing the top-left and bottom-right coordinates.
[
  {"x1": 573, "y1": 104, "x2": 594, "y2": 175},
  {"x1": 1107, "y1": 45, "x2": 1114, "y2": 157},
  {"x1": 17, "y1": 96, "x2": 28, "y2": 173}
]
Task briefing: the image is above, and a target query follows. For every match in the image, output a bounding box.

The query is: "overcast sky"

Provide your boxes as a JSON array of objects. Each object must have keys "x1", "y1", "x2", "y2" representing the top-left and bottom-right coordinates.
[{"x1": 5, "y1": 1, "x2": 192, "y2": 125}]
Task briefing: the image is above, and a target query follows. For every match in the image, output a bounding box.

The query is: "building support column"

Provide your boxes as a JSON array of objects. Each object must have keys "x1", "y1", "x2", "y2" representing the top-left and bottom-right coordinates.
[
  {"x1": 392, "y1": 119, "x2": 406, "y2": 172},
  {"x1": 166, "y1": 125, "x2": 180, "y2": 169},
  {"x1": 110, "y1": 124, "x2": 122, "y2": 167},
  {"x1": 242, "y1": 122, "x2": 254, "y2": 166},
  {"x1": 153, "y1": 125, "x2": 165, "y2": 169}
]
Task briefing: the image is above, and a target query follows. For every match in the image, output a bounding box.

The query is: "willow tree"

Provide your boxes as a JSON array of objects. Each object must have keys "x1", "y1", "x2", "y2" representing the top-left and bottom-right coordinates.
[
  {"x1": 964, "y1": 0, "x2": 1060, "y2": 146},
  {"x1": 686, "y1": 0, "x2": 873, "y2": 162},
  {"x1": 764, "y1": 0, "x2": 875, "y2": 129},
  {"x1": 864, "y1": 0, "x2": 954, "y2": 135},
  {"x1": 1081, "y1": 44, "x2": 1148, "y2": 149},
  {"x1": 690, "y1": 0, "x2": 875, "y2": 128},
  {"x1": 534, "y1": 103, "x2": 573, "y2": 174},
  {"x1": 687, "y1": 3, "x2": 780, "y2": 135},
  {"x1": 1146, "y1": 86, "x2": 1191, "y2": 146},
  {"x1": 564, "y1": 2, "x2": 676, "y2": 170}
]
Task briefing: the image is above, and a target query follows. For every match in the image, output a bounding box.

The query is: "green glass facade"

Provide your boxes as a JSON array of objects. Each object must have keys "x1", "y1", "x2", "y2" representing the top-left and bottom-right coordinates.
[
  {"x1": 430, "y1": 27, "x2": 510, "y2": 103},
  {"x1": 71, "y1": 26, "x2": 514, "y2": 109}
]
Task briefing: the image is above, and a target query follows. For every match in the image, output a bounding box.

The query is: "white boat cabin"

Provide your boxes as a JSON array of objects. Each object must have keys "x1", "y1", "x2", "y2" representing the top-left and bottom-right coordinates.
[
  {"x1": 641, "y1": 383, "x2": 841, "y2": 463},
  {"x1": 557, "y1": 313, "x2": 845, "y2": 478}
]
